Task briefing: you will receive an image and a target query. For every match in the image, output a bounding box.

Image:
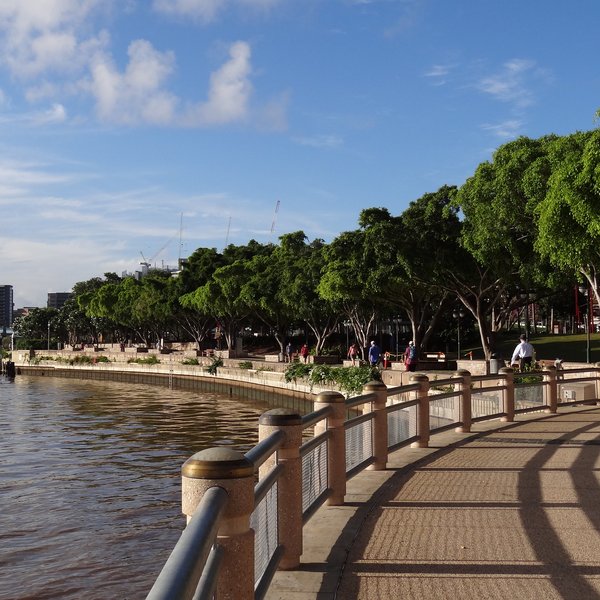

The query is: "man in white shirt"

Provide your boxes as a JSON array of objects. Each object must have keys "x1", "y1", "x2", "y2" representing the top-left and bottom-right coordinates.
[{"x1": 511, "y1": 334, "x2": 535, "y2": 371}]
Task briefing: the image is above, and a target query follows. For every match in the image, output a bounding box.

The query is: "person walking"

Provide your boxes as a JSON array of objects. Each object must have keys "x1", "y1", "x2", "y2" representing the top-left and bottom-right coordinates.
[
  {"x1": 404, "y1": 341, "x2": 418, "y2": 372},
  {"x1": 348, "y1": 342, "x2": 360, "y2": 366},
  {"x1": 285, "y1": 341, "x2": 293, "y2": 362},
  {"x1": 368, "y1": 340, "x2": 381, "y2": 367},
  {"x1": 510, "y1": 334, "x2": 535, "y2": 371},
  {"x1": 300, "y1": 344, "x2": 309, "y2": 363}
]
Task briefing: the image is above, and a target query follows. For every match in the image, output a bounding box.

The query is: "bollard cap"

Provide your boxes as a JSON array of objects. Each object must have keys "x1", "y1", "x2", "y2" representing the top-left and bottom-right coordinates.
[
  {"x1": 363, "y1": 380, "x2": 387, "y2": 391},
  {"x1": 409, "y1": 373, "x2": 429, "y2": 383},
  {"x1": 259, "y1": 408, "x2": 302, "y2": 426},
  {"x1": 315, "y1": 390, "x2": 345, "y2": 404},
  {"x1": 182, "y1": 447, "x2": 254, "y2": 479},
  {"x1": 453, "y1": 369, "x2": 471, "y2": 377}
]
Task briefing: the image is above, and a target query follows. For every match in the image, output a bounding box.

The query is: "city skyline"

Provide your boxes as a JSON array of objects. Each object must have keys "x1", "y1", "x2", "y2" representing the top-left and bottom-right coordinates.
[{"x1": 0, "y1": 1, "x2": 599, "y2": 307}]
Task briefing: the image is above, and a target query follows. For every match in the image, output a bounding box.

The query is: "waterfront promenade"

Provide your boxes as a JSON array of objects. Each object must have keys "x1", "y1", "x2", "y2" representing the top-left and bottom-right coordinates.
[{"x1": 267, "y1": 405, "x2": 600, "y2": 600}]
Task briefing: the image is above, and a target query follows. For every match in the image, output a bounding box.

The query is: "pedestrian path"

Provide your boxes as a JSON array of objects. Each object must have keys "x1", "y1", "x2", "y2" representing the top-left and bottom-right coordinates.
[{"x1": 267, "y1": 406, "x2": 600, "y2": 600}]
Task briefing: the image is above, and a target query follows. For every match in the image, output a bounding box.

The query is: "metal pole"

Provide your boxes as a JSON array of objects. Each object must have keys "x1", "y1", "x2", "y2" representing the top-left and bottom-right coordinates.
[
  {"x1": 587, "y1": 292, "x2": 591, "y2": 363},
  {"x1": 47, "y1": 322, "x2": 50, "y2": 351},
  {"x1": 457, "y1": 316, "x2": 461, "y2": 360}
]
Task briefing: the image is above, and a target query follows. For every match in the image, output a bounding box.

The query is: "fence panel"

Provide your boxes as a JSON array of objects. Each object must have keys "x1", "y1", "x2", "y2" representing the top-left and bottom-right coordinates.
[
  {"x1": 345, "y1": 414, "x2": 374, "y2": 473},
  {"x1": 387, "y1": 402, "x2": 418, "y2": 449}
]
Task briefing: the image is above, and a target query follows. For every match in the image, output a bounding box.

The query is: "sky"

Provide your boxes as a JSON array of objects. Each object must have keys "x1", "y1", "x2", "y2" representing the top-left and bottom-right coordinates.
[{"x1": 0, "y1": 0, "x2": 599, "y2": 308}]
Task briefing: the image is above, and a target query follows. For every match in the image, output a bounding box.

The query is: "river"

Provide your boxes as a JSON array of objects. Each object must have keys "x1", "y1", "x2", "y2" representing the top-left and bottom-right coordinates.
[{"x1": 0, "y1": 374, "x2": 274, "y2": 600}]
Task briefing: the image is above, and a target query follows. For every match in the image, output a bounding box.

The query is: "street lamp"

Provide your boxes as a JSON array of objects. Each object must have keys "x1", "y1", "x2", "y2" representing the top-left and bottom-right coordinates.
[
  {"x1": 452, "y1": 309, "x2": 465, "y2": 359},
  {"x1": 578, "y1": 285, "x2": 591, "y2": 363},
  {"x1": 47, "y1": 321, "x2": 50, "y2": 351},
  {"x1": 343, "y1": 320, "x2": 351, "y2": 350},
  {"x1": 520, "y1": 291, "x2": 530, "y2": 339}
]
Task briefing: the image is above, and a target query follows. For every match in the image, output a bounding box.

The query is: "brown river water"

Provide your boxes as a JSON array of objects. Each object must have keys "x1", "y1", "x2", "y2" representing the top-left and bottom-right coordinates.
[{"x1": 0, "y1": 374, "x2": 276, "y2": 599}]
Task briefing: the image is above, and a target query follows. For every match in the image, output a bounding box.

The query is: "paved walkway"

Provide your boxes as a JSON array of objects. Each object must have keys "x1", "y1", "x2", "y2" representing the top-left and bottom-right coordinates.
[{"x1": 267, "y1": 405, "x2": 600, "y2": 600}]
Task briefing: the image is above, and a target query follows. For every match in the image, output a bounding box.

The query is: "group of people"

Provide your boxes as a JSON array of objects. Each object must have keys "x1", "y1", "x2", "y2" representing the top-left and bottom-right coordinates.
[
  {"x1": 284, "y1": 334, "x2": 537, "y2": 372},
  {"x1": 347, "y1": 340, "x2": 419, "y2": 371}
]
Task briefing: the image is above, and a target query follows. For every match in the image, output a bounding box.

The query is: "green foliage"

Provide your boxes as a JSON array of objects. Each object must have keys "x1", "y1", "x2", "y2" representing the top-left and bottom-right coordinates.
[
  {"x1": 206, "y1": 356, "x2": 223, "y2": 375},
  {"x1": 238, "y1": 361, "x2": 254, "y2": 369},
  {"x1": 256, "y1": 366, "x2": 274, "y2": 372},
  {"x1": 284, "y1": 362, "x2": 381, "y2": 396},
  {"x1": 127, "y1": 355, "x2": 161, "y2": 365},
  {"x1": 181, "y1": 357, "x2": 200, "y2": 365}
]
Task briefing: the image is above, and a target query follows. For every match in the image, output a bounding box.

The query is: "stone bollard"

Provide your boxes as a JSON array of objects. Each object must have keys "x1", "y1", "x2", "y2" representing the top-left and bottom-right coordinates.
[
  {"x1": 499, "y1": 367, "x2": 515, "y2": 422},
  {"x1": 453, "y1": 369, "x2": 472, "y2": 433},
  {"x1": 182, "y1": 447, "x2": 255, "y2": 600},
  {"x1": 362, "y1": 380, "x2": 388, "y2": 470},
  {"x1": 410, "y1": 374, "x2": 430, "y2": 448},
  {"x1": 314, "y1": 390, "x2": 346, "y2": 506},
  {"x1": 543, "y1": 366, "x2": 558, "y2": 413},
  {"x1": 258, "y1": 409, "x2": 303, "y2": 570}
]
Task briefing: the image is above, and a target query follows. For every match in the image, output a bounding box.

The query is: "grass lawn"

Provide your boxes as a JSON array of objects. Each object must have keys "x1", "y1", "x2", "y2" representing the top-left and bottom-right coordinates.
[{"x1": 466, "y1": 332, "x2": 600, "y2": 364}]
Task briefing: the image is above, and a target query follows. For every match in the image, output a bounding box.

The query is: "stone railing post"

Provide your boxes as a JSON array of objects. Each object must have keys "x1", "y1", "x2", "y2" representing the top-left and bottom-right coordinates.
[
  {"x1": 453, "y1": 369, "x2": 472, "y2": 433},
  {"x1": 181, "y1": 447, "x2": 255, "y2": 600},
  {"x1": 543, "y1": 366, "x2": 558, "y2": 413},
  {"x1": 499, "y1": 367, "x2": 515, "y2": 422},
  {"x1": 314, "y1": 390, "x2": 346, "y2": 506},
  {"x1": 410, "y1": 374, "x2": 430, "y2": 448},
  {"x1": 362, "y1": 380, "x2": 388, "y2": 470},
  {"x1": 258, "y1": 409, "x2": 303, "y2": 570}
]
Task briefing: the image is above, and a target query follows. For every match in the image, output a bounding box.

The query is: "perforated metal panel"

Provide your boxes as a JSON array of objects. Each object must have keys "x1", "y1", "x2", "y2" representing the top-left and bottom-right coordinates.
[
  {"x1": 515, "y1": 384, "x2": 545, "y2": 410},
  {"x1": 429, "y1": 394, "x2": 460, "y2": 431},
  {"x1": 301, "y1": 439, "x2": 328, "y2": 514},
  {"x1": 250, "y1": 480, "x2": 278, "y2": 585},
  {"x1": 471, "y1": 390, "x2": 502, "y2": 418},
  {"x1": 345, "y1": 417, "x2": 373, "y2": 473},
  {"x1": 387, "y1": 404, "x2": 418, "y2": 447}
]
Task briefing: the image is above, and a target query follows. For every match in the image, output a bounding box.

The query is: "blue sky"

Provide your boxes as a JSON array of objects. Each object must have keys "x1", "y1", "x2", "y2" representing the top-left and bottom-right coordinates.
[{"x1": 1, "y1": 0, "x2": 599, "y2": 307}]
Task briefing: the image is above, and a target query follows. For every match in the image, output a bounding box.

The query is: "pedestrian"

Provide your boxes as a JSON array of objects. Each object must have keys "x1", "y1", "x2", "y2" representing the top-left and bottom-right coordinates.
[
  {"x1": 348, "y1": 342, "x2": 360, "y2": 366},
  {"x1": 510, "y1": 334, "x2": 535, "y2": 371},
  {"x1": 383, "y1": 351, "x2": 391, "y2": 369},
  {"x1": 300, "y1": 344, "x2": 309, "y2": 363},
  {"x1": 285, "y1": 342, "x2": 293, "y2": 362},
  {"x1": 404, "y1": 341, "x2": 417, "y2": 372},
  {"x1": 368, "y1": 340, "x2": 381, "y2": 367}
]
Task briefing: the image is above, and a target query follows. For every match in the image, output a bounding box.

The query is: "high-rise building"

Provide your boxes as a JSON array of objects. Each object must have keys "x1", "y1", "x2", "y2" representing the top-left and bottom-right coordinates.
[
  {"x1": 47, "y1": 292, "x2": 72, "y2": 310},
  {"x1": 0, "y1": 285, "x2": 14, "y2": 329}
]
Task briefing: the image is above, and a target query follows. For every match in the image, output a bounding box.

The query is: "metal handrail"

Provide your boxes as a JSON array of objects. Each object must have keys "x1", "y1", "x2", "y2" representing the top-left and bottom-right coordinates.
[
  {"x1": 301, "y1": 406, "x2": 332, "y2": 429},
  {"x1": 245, "y1": 430, "x2": 285, "y2": 470},
  {"x1": 146, "y1": 486, "x2": 228, "y2": 600}
]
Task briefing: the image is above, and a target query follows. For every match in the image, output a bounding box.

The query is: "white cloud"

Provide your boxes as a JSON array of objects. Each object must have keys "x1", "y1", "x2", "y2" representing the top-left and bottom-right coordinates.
[
  {"x1": 88, "y1": 39, "x2": 178, "y2": 124},
  {"x1": 152, "y1": 0, "x2": 281, "y2": 23},
  {"x1": 477, "y1": 59, "x2": 536, "y2": 108},
  {"x1": 182, "y1": 41, "x2": 253, "y2": 126},
  {"x1": 0, "y1": 1, "x2": 109, "y2": 79},
  {"x1": 481, "y1": 119, "x2": 523, "y2": 139},
  {"x1": 292, "y1": 134, "x2": 343, "y2": 148}
]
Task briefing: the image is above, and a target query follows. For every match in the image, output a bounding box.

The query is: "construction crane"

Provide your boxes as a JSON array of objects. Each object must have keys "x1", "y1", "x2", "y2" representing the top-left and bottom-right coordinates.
[{"x1": 269, "y1": 200, "x2": 280, "y2": 242}]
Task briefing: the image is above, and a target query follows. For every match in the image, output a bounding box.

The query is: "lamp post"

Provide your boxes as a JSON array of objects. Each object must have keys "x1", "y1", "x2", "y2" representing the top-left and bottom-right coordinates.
[
  {"x1": 578, "y1": 285, "x2": 591, "y2": 363},
  {"x1": 343, "y1": 320, "x2": 351, "y2": 350},
  {"x1": 47, "y1": 321, "x2": 50, "y2": 351},
  {"x1": 452, "y1": 309, "x2": 465, "y2": 359}
]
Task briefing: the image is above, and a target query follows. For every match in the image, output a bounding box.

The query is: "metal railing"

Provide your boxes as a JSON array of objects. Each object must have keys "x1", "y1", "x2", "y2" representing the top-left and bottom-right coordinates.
[{"x1": 147, "y1": 365, "x2": 599, "y2": 600}]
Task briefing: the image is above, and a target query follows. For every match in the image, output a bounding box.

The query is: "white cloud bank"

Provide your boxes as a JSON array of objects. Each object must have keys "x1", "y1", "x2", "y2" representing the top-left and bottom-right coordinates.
[{"x1": 0, "y1": 1, "x2": 286, "y2": 129}]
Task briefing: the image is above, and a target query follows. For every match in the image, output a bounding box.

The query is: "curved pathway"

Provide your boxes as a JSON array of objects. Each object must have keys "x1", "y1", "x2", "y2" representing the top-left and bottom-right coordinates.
[{"x1": 268, "y1": 406, "x2": 600, "y2": 600}]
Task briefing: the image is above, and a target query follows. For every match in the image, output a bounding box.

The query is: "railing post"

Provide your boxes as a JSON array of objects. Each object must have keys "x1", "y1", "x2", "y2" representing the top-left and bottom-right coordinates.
[
  {"x1": 499, "y1": 367, "x2": 515, "y2": 422},
  {"x1": 314, "y1": 390, "x2": 346, "y2": 506},
  {"x1": 181, "y1": 447, "x2": 255, "y2": 600},
  {"x1": 258, "y1": 409, "x2": 303, "y2": 570},
  {"x1": 410, "y1": 374, "x2": 430, "y2": 448},
  {"x1": 362, "y1": 380, "x2": 388, "y2": 470},
  {"x1": 543, "y1": 366, "x2": 558, "y2": 413},
  {"x1": 453, "y1": 369, "x2": 472, "y2": 433}
]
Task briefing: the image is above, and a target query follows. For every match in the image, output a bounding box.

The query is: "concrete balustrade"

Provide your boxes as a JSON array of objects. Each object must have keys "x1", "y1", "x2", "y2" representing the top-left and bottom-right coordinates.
[
  {"x1": 453, "y1": 369, "x2": 472, "y2": 433},
  {"x1": 543, "y1": 366, "x2": 558, "y2": 413},
  {"x1": 314, "y1": 390, "x2": 347, "y2": 506},
  {"x1": 181, "y1": 448, "x2": 255, "y2": 600},
  {"x1": 362, "y1": 380, "x2": 388, "y2": 470},
  {"x1": 410, "y1": 373, "x2": 431, "y2": 448},
  {"x1": 258, "y1": 409, "x2": 303, "y2": 570},
  {"x1": 499, "y1": 366, "x2": 515, "y2": 422},
  {"x1": 150, "y1": 366, "x2": 595, "y2": 600}
]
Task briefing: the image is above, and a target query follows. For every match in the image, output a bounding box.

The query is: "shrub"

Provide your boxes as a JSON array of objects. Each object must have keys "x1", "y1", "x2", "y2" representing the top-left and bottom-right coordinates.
[
  {"x1": 206, "y1": 356, "x2": 223, "y2": 375},
  {"x1": 238, "y1": 361, "x2": 254, "y2": 370},
  {"x1": 284, "y1": 362, "x2": 381, "y2": 396},
  {"x1": 181, "y1": 357, "x2": 200, "y2": 365},
  {"x1": 128, "y1": 355, "x2": 161, "y2": 365}
]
